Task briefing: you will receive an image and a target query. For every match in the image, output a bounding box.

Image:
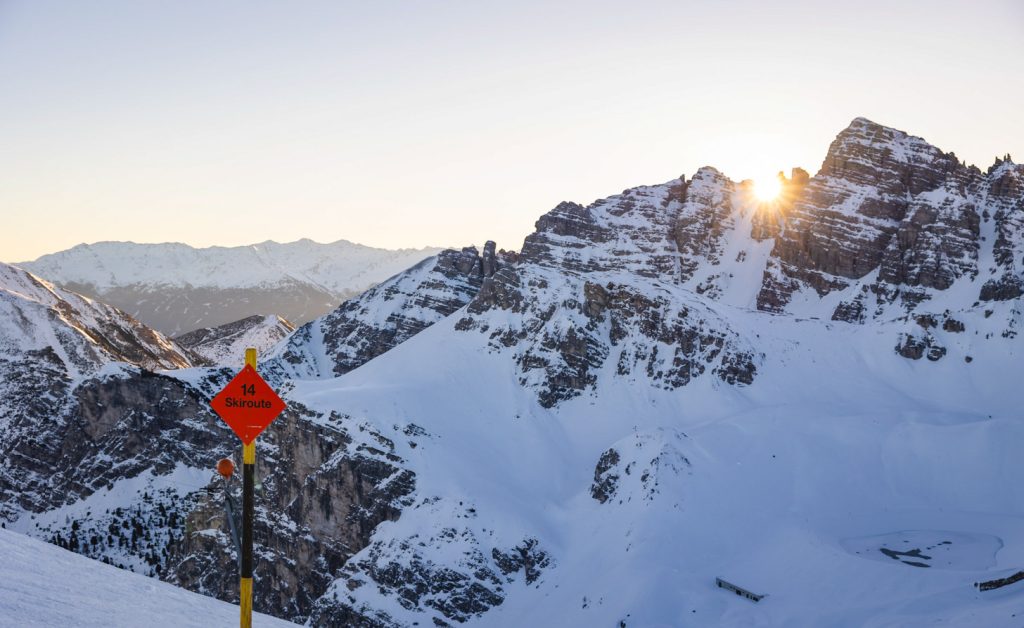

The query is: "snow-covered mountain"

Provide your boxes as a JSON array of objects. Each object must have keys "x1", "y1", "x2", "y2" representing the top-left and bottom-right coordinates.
[
  {"x1": 0, "y1": 261, "x2": 203, "y2": 522},
  {"x1": 1, "y1": 117, "x2": 1023, "y2": 627},
  {"x1": 0, "y1": 262, "x2": 193, "y2": 374},
  {"x1": 175, "y1": 314, "x2": 295, "y2": 366},
  {"x1": 18, "y1": 239, "x2": 443, "y2": 335}
]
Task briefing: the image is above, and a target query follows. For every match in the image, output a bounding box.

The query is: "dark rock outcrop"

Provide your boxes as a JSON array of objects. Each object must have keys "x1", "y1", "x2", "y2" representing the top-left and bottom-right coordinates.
[
  {"x1": 590, "y1": 448, "x2": 621, "y2": 503},
  {"x1": 895, "y1": 333, "x2": 946, "y2": 361}
]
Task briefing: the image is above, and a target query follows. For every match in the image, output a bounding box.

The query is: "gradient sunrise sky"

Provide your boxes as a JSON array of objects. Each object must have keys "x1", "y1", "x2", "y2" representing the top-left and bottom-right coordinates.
[{"x1": 2, "y1": 0, "x2": 1022, "y2": 261}]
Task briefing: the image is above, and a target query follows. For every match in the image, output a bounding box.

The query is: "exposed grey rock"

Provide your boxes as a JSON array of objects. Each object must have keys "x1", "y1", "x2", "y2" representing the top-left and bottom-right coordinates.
[
  {"x1": 3, "y1": 363, "x2": 416, "y2": 622},
  {"x1": 943, "y1": 317, "x2": 965, "y2": 333},
  {"x1": 491, "y1": 539, "x2": 551, "y2": 585},
  {"x1": 673, "y1": 168, "x2": 734, "y2": 279},
  {"x1": 895, "y1": 332, "x2": 946, "y2": 361},
  {"x1": 169, "y1": 409, "x2": 415, "y2": 620},
  {"x1": 590, "y1": 448, "x2": 621, "y2": 504}
]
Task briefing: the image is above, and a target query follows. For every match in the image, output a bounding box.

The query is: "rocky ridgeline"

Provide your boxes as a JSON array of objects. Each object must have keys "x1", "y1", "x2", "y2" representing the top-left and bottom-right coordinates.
[
  {"x1": 174, "y1": 314, "x2": 295, "y2": 366},
  {"x1": 0, "y1": 260, "x2": 421, "y2": 622},
  {"x1": 0, "y1": 263, "x2": 202, "y2": 522},
  {"x1": 267, "y1": 244, "x2": 503, "y2": 381},
  {"x1": 0, "y1": 242, "x2": 512, "y2": 624},
  {"x1": 0, "y1": 263, "x2": 194, "y2": 375},
  {"x1": 458, "y1": 173, "x2": 759, "y2": 408},
  {"x1": 0, "y1": 262, "x2": 200, "y2": 525}
]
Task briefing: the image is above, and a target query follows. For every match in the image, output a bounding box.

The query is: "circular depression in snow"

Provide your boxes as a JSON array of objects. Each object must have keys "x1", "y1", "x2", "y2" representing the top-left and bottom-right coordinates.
[{"x1": 840, "y1": 530, "x2": 1002, "y2": 570}]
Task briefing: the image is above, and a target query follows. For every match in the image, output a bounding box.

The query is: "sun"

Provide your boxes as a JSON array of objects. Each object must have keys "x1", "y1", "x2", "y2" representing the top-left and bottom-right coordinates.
[{"x1": 752, "y1": 175, "x2": 783, "y2": 202}]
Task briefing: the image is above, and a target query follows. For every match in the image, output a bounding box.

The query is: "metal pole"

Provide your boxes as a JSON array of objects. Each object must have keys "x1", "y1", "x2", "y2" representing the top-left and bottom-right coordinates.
[{"x1": 240, "y1": 347, "x2": 257, "y2": 628}]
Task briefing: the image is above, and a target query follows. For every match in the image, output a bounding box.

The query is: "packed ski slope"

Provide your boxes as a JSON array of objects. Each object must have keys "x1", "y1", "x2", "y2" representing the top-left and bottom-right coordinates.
[{"x1": 0, "y1": 527, "x2": 295, "y2": 627}]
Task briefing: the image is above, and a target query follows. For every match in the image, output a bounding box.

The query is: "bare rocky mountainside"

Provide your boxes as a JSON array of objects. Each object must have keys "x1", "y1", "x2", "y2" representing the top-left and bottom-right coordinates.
[
  {"x1": 1, "y1": 118, "x2": 1022, "y2": 627},
  {"x1": 18, "y1": 239, "x2": 443, "y2": 335}
]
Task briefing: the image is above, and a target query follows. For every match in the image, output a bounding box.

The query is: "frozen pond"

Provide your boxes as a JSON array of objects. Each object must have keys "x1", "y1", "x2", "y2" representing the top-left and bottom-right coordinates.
[{"x1": 840, "y1": 530, "x2": 1002, "y2": 570}]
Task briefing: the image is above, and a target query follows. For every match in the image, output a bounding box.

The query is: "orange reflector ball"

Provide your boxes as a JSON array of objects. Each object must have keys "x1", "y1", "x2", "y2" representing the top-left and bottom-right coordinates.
[{"x1": 216, "y1": 457, "x2": 235, "y2": 478}]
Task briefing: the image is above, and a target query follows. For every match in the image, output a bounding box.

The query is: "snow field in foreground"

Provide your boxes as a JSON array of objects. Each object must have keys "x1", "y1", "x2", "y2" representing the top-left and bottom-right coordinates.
[{"x1": 0, "y1": 527, "x2": 296, "y2": 628}]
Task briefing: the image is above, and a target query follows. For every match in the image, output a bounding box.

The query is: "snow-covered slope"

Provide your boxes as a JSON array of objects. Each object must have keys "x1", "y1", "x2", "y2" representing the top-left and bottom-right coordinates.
[
  {"x1": 18, "y1": 239, "x2": 443, "y2": 335},
  {"x1": 297, "y1": 309, "x2": 1022, "y2": 627},
  {"x1": 0, "y1": 527, "x2": 294, "y2": 628},
  {"x1": 176, "y1": 314, "x2": 295, "y2": 366}
]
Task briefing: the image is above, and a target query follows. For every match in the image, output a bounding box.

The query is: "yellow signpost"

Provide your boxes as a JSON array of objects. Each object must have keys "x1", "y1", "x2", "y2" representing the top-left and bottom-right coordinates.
[
  {"x1": 240, "y1": 348, "x2": 256, "y2": 628},
  {"x1": 209, "y1": 348, "x2": 287, "y2": 628}
]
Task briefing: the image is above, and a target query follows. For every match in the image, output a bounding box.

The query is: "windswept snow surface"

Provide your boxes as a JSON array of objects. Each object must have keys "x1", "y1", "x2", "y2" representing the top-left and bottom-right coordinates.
[
  {"x1": 287, "y1": 295, "x2": 1024, "y2": 627},
  {"x1": 0, "y1": 528, "x2": 295, "y2": 628}
]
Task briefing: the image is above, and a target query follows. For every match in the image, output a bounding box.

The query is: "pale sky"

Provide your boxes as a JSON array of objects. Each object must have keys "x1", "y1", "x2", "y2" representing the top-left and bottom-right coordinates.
[{"x1": 2, "y1": 0, "x2": 1022, "y2": 262}]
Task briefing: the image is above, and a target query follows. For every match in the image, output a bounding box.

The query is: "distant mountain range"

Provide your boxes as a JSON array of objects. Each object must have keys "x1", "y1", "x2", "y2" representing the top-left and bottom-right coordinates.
[{"x1": 17, "y1": 239, "x2": 443, "y2": 335}]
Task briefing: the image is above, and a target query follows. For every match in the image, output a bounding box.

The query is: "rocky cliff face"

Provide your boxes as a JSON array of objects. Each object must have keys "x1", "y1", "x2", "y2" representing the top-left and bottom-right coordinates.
[
  {"x1": 0, "y1": 246, "x2": 501, "y2": 624},
  {"x1": 755, "y1": 118, "x2": 1019, "y2": 322},
  {"x1": 0, "y1": 259, "x2": 417, "y2": 622},
  {"x1": 1, "y1": 363, "x2": 415, "y2": 622},
  {"x1": 981, "y1": 158, "x2": 1024, "y2": 302},
  {"x1": 166, "y1": 400, "x2": 415, "y2": 621},
  {"x1": 0, "y1": 263, "x2": 198, "y2": 523}
]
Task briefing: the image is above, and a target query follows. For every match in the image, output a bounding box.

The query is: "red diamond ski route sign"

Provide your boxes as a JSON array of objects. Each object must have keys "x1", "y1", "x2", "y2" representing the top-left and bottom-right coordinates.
[{"x1": 210, "y1": 364, "x2": 287, "y2": 444}]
